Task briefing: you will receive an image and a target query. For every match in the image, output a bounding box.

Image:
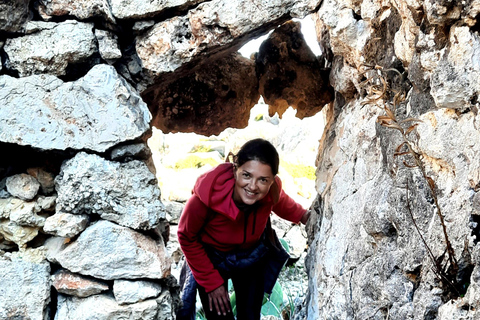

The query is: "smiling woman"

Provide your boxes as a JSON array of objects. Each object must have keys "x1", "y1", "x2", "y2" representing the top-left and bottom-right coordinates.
[{"x1": 176, "y1": 138, "x2": 310, "y2": 320}]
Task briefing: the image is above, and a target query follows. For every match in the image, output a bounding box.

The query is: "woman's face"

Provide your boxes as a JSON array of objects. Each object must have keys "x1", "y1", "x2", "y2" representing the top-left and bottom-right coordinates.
[{"x1": 233, "y1": 160, "x2": 275, "y2": 206}]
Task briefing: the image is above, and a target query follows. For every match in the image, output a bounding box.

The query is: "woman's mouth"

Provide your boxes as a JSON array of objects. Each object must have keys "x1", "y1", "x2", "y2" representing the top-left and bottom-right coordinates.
[{"x1": 244, "y1": 189, "x2": 256, "y2": 197}]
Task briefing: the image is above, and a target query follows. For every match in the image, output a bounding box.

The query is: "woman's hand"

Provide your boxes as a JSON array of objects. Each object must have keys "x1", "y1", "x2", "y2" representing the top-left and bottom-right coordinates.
[
  {"x1": 208, "y1": 284, "x2": 231, "y2": 316},
  {"x1": 300, "y1": 210, "x2": 311, "y2": 225}
]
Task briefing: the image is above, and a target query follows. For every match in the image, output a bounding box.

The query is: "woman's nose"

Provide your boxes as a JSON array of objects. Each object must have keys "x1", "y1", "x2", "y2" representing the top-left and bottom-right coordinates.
[{"x1": 248, "y1": 179, "x2": 258, "y2": 190}]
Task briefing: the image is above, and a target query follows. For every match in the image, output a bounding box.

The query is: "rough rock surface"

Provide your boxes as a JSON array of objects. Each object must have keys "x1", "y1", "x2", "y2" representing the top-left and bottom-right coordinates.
[
  {"x1": 4, "y1": 20, "x2": 97, "y2": 77},
  {"x1": 43, "y1": 212, "x2": 89, "y2": 238},
  {"x1": 0, "y1": 0, "x2": 31, "y2": 33},
  {"x1": 113, "y1": 279, "x2": 163, "y2": 305},
  {"x1": 55, "y1": 152, "x2": 164, "y2": 230},
  {"x1": 142, "y1": 53, "x2": 259, "y2": 135},
  {"x1": 95, "y1": 29, "x2": 122, "y2": 62},
  {"x1": 55, "y1": 294, "x2": 161, "y2": 320},
  {"x1": 256, "y1": 21, "x2": 332, "y2": 118},
  {"x1": 5, "y1": 174, "x2": 40, "y2": 201},
  {"x1": 0, "y1": 64, "x2": 151, "y2": 152},
  {"x1": 52, "y1": 269, "x2": 109, "y2": 298},
  {"x1": 48, "y1": 220, "x2": 171, "y2": 280},
  {"x1": 0, "y1": 257, "x2": 51, "y2": 320}
]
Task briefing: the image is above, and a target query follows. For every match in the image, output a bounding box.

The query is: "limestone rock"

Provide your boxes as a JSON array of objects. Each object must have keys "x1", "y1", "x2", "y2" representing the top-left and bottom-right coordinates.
[
  {"x1": 110, "y1": 143, "x2": 152, "y2": 162},
  {"x1": 95, "y1": 29, "x2": 122, "y2": 62},
  {"x1": 0, "y1": 220, "x2": 39, "y2": 248},
  {"x1": 0, "y1": 257, "x2": 50, "y2": 320},
  {"x1": 430, "y1": 25, "x2": 480, "y2": 111},
  {"x1": 113, "y1": 279, "x2": 163, "y2": 305},
  {"x1": 55, "y1": 152, "x2": 165, "y2": 230},
  {"x1": 4, "y1": 20, "x2": 96, "y2": 77},
  {"x1": 49, "y1": 220, "x2": 171, "y2": 280},
  {"x1": 5, "y1": 174, "x2": 40, "y2": 201},
  {"x1": 55, "y1": 294, "x2": 159, "y2": 320},
  {"x1": 143, "y1": 53, "x2": 258, "y2": 135},
  {"x1": 0, "y1": 197, "x2": 24, "y2": 219},
  {"x1": 256, "y1": 21, "x2": 332, "y2": 118},
  {"x1": 43, "y1": 212, "x2": 89, "y2": 238},
  {"x1": 136, "y1": 0, "x2": 321, "y2": 79},
  {"x1": 37, "y1": 0, "x2": 115, "y2": 22},
  {"x1": 284, "y1": 224, "x2": 307, "y2": 258},
  {"x1": 52, "y1": 269, "x2": 109, "y2": 298},
  {"x1": 9, "y1": 200, "x2": 46, "y2": 227},
  {"x1": 0, "y1": 64, "x2": 151, "y2": 152},
  {"x1": 27, "y1": 167, "x2": 55, "y2": 195},
  {"x1": 110, "y1": 0, "x2": 206, "y2": 19},
  {"x1": 35, "y1": 195, "x2": 57, "y2": 212},
  {"x1": 0, "y1": 0, "x2": 31, "y2": 33}
]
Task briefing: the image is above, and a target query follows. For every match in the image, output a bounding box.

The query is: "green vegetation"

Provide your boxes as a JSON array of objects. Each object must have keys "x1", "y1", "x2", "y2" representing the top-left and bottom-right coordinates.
[
  {"x1": 173, "y1": 155, "x2": 219, "y2": 170},
  {"x1": 189, "y1": 144, "x2": 213, "y2": 153},
  {"x1": 254, "y1": 113, "x2": 264, "y2": 121},
  {"x1": 282, "y1": 162, "x2": 316, "y2": 180}
]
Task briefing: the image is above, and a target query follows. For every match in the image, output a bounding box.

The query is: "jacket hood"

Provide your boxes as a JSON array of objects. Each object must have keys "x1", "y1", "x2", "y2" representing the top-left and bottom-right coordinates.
[{"x1": 192, "y1": 163, "x2": 276, "y2": 221}]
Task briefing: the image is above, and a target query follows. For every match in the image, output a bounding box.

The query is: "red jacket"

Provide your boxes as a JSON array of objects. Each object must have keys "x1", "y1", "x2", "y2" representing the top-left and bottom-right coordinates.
[{"x1": 177, "y1": 162, "x2": 306, "y2": 292}]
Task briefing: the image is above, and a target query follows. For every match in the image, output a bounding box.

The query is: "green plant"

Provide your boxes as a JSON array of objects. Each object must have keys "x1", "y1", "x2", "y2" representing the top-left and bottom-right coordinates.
[
  {"x1": 254, "y1": 114, "x2": 264, "y2": 121},
  {"x1": 189, "y1": 144, "x2": 213, "y2": 153},
  {"x1": 173, "y1": 155, "x2": 219, "y2": 170},
  {"x1": 282, "y1": 162, "x2": 316, "y2": 180}
]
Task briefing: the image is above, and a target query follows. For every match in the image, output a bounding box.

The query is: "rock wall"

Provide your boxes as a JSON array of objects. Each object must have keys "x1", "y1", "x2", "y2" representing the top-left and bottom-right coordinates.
[{"x1": 1, "y1": 0, "x2": 479, "y2": 319}]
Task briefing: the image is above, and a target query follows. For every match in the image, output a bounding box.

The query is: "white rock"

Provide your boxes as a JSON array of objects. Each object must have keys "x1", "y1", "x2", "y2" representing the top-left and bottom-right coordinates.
[
  {"x1": 0, "y1": 257, "x2": 50, "y2": 320},
  {"x1": 55, "y1": 152, "x2": 165, "y2": 230},
  {"x1": 0, "y1": 64, "x2": 151, "y2": 152},
  {"x1": 5, "y1": 174, "x2": 40, "y2": 201},
  {"x1": 4, "y1": 20, "x2": 96, "y2": 77},
  {"x1": 55, "y1": 294, "x2": 159, "y2": 320},
  {"x1": 9, "y1": 200, "x2": 46, "y2": 227},
  {"x1": 49, "y1": 220, "x2": 171, "y2": 280},
  {"x1": 43, "y1": 212, "x2": 89, "y2": 238},
  {"x1": 95, "y1": 29, "x2": 122, "y2": 61},
  {"x1": 113, "y1": 279, "x2": 163, "y2": 305}
]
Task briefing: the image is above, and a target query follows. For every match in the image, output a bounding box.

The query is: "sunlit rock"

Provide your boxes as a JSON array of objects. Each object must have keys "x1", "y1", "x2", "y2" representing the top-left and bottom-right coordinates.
[
  {"x1": 52, "y1": 269, "x2": 109, "y2": 298},
  {"x1": 113, "y1": 279, "x2": 163, "y2": 305},
  {"x1": 43, "y1": 212, "x2": 89, "y2": 238}
]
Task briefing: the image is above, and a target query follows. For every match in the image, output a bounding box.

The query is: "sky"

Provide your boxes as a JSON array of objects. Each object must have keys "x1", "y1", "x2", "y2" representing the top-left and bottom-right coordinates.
[{"x1": 238, "y1": 15, "x2": 322, "y2": 58}]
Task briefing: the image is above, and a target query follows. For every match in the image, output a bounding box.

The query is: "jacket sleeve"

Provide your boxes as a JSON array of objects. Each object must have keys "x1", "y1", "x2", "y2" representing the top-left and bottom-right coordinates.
[
  {"x1": 272, "y1": 177, "x2": 306, "y2": 223},
  {"x1": 177, "y1": 195, "x2": 224, "y2": 293}
]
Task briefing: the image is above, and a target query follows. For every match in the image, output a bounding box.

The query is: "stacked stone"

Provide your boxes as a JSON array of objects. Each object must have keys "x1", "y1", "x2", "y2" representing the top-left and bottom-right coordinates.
[{"x1": 0, "y1": 0, "x2": 327, "y2": 319}]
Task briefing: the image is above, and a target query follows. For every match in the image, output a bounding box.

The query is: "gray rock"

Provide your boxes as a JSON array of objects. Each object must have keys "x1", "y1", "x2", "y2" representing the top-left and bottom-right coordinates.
[
  {"x1": 95, "y1": 29, "x2": 122, "y2": 61},
  {"x1": 49, "y1": 220, "x2": 171, "y2": 280},
  {"x1": 44, "y1": 236, "x2": 68, "y2": 264},
  {"x1": 0, "y1": 257, "x2": 50, "y2": 320},
  {"x1": 37, "y1": 0, "x2": 115, "y2": 23},
  {"x1": 110, "y1": 143, "x2": 152, "y2": 161},
  {"x1": 164, "y1": 201, "x2": 184, "y2": 225},
  {"x1": 4, "y1": 20, "x2": 97, "y2": 77},
  {"x1": 0, "y1": 64, "x2": 151, "y2": 152},
  {"x1": 0, "y1": 0, "x2": 31, "y2": 33},
  {"x1": 9, "y1": 200, "x2": 46, "y2": 227},
  {"x1": 133, "y1": 20, "x2": 156, "y2": 33},
  {"x1": 43, "y1": 212, "x2": 89, "y2": 238},
  {"x1": 0, "y1": 197, "x2": 23, "y2": 219},
  {"x1": 35, "y1": 195, "x2": 57, "y2": 212},
  {"x1": 136, "y1": 0, "x2": 321, "y2": 78},
  {"x1": 55, "y1": 294, "x2": 159, "y2": 320},
  {"x1": 52, "y1": 269, "x2": 109, "y2": 298},
  {"x1": 110, "y1": 0, "x2": 206, "y2": 19},
  {"x1": 55, "y1": 152, "x2": 165, "y2": 230},
  {"x1": 5, "y1": 174, "x2": 40, "y2": 201},
  {"x1": 113, "y1": 279, "x2": 163, "y2": 305}
]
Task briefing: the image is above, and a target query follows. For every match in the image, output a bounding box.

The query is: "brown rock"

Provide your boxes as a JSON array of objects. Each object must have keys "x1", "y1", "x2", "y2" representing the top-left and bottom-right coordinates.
[
  {"x1": 27, "y1": 168, "x2": 55, "y2": 195},
  {"x1": 256, "y1": 21, "x2": 333, "y2": 119},
  {"x1": 52, "y1": 269, "x2": 109, "y2": 298},
  {"x1": 142, "y1": 53, "x2": 259, "y2": 136}
]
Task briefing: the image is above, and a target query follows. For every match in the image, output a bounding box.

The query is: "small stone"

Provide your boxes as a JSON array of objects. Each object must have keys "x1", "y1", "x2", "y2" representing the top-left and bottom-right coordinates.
[
  {"x1": 43, "y1": 212, "x2": 89, "y2": 238},
  {"x1": 27, "y1": 168, "x2": 55, "y2": 195},
  {"x1": 113, "y1": 279, "x2": 162, "y2": 305},
  {"x1": 6, "y1": 174, "x2": 41, "y2": 201}
]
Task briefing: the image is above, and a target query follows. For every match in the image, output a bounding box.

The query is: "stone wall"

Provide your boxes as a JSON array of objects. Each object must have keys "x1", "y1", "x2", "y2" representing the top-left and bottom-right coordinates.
[{"x1": 1, "y1": 0, "x2": 480, "y2": 319}]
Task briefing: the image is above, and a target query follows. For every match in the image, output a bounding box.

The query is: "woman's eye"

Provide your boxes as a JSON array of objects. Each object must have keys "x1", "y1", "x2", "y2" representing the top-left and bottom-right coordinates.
[{"x1": 242, "y1": 172, "x2": 250, "y2": 178}]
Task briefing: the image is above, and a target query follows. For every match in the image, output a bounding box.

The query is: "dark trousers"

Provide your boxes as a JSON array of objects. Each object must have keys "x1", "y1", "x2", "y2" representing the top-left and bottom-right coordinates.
[{"x1": 197, "y1": 255, "x2": 267, "y2": 320}]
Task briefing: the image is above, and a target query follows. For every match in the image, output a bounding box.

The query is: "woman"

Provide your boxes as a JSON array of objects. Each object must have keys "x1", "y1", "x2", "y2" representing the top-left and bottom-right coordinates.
[{"x1": 177, "y1": 138, "x2": 310, "y2": 320}]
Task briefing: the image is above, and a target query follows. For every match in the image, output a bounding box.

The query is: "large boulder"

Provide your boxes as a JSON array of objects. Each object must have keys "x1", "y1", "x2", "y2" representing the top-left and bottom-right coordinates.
[
  {"x1": 0, "y1": 257, "x2": 51, "y2": 320},
  {"x1": 47, "y1": 220, "x2": 171, "y2": 280},
  {"x1": 55, "y1": 152, "x2": 164, "y2": 230},
  {"x1": 0, "y1": 64, "x2": 151, "y2": 152},
  {"x1": 4, "y1": 20, "x2": 97, "y2": 77}
]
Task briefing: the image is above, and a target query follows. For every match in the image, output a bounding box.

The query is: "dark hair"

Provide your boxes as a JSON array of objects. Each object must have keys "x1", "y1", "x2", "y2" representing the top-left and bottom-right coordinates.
[{"x1": 235, "y1": 138, "x2": 279, "y2": 175}]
